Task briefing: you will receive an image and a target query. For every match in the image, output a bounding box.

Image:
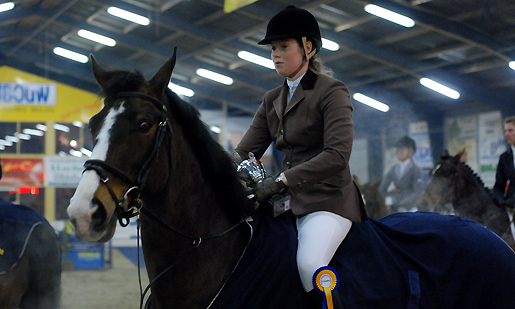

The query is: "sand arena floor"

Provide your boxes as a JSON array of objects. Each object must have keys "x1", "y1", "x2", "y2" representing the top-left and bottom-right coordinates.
[{"x1": 61, "y1": 248, "x2": 149, "y2": 309}]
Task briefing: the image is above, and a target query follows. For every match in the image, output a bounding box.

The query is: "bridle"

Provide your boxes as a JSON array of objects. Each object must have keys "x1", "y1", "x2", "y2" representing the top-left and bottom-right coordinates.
[{"x1": 83, "y1": 91, "x2": 172, "y2": 227}]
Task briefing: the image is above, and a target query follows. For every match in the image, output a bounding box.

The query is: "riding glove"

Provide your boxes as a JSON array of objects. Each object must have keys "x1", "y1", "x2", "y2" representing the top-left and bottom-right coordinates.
[{"x1": 254, "y1": 175, "x2": 287, "y2": 203}]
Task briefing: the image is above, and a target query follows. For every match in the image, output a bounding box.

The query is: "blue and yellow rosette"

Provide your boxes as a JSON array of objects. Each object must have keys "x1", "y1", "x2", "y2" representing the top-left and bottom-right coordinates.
[{"x1": 312, "y1": 266, "x2": 339, "y2": 309}]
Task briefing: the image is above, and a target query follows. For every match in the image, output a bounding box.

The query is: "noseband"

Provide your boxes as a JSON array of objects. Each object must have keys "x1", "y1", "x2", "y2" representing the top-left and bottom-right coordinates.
[{"x1": 84, "y1": 92, "x2": 173, "y2": 227}]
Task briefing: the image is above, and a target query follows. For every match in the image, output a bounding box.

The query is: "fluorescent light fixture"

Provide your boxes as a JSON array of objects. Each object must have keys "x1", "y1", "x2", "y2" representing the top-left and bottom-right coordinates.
[
  {"x1": 210, "y1": 125, "x2": 221, "y2": 134},
  {"x1": 0, "y1": 145, "x2": 4, "y2": 150},
  {"x1": 364, "y1": 4, "x2": 415, "y2": 28},
  {"x1": 168, "y1": 82, "x2": 195, "y2": 97},
  {"x1": 70, "y1": 149, "x2": 83, "y2": 157},
  {"x1": 0, "y1": 2, "x2": 14, "y2": 13},
  {"x1": 72, "y1": 121, "x2": 83, "y2": 128},
  {"x1": 196, "y1": 69, "x2": 234, "y2": 85},
  {"x1": 5, "y1": 135, "x2": 19, "y2": 143},
  {"x1": 77, "y1": 29, "x2": 116, "y2": 47},
  {"x1": 107, "y1": 7, "x2": 150, "y2": 26},
  {"x1": 22, "y1": 129, "x2": 45, "y2": 136},
  {"x1": 238, "y1": 51, "x2": 275, "y2": 69},
  {"x1": 53, "y1": 47, "x2": 88, "y2": 63},
  {"x1": 54, "y1": 123, "x2": 70, "y2": 132},
  {"x1": 17, "y1": 133, "x2": 31, "y2": 141},
  {"x1": 322, "y1": 38, "x2": 340, "y2": 51},
  {"x1": 420, "y1": 77, "x2": 460, "y2": 99},
  {"x1": 81, "y1": 148, "x2": 92, "y2": 157},
  {"x1": 353, "y1": 93, "x2": 389, "y2": 112},
  {"x1": 36, "y1": 124, "x2": 47, "y2": 131},
  {"x1": 0, "y1": 139, "x2": 13, "y2": 146},
  {"x1": 509, "y1": 61, "x2": 515, "y2": 70}
]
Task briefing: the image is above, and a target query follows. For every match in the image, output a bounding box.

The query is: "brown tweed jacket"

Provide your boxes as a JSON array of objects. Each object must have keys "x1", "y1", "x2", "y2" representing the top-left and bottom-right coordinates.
[{"x1": 235, "y1": 69, "x2": 367, "y2": 222}]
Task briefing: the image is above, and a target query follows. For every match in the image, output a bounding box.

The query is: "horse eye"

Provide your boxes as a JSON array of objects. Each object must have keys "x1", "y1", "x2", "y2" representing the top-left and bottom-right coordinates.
[{"x1": 139, "y1": 121, "x2": 152, "y2": 133}]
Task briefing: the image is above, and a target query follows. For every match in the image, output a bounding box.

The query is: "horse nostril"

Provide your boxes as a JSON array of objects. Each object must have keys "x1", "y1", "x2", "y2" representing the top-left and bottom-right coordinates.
[{"x1": 90, "y1": 198, "x2": 108, "y2": 231}]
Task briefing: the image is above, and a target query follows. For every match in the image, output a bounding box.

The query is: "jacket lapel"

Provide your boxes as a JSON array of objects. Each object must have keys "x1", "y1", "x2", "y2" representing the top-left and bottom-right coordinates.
[
  {"x1": 283, "y1": 69, "x2": 318, "y2": 117},
  {"x1": 273, "y1": 84, "x2": 288, "y2": 120}
]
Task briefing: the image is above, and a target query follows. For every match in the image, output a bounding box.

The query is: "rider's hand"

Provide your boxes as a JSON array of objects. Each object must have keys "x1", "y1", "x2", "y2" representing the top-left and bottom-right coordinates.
[{"x1": 254, "y1": 175, "x2": 287, "y2": 203}]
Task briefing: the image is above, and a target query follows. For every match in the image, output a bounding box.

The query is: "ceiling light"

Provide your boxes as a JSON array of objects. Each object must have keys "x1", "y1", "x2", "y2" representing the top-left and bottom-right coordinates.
[
  {"x1": 36, "y1": 124, "x2": 47, "y2": 131},
  {"x1": 5, "y1": 135, "x2": 19, "y2": 143},
  {"x1": 16, "y1": 133, "x2": 31, "y2": 140},
  {"x1": 53, "y1": 47, "x2": 88, "y2": 63},
  {"x1": 81, "y1": 148, "x2": 92, "y2": 157},
  {"x1": 23, "y1": 129, "x2": 45, "y2": 136},
  {"x1": 54, "y1": 123, "x2": 70, "y2": 132},
  {"x1": 509, "y1": 61, "x2": 515, "y2": 70},
  {"x1": 196, "y1": 69, "x2": 234, "y2": 85},
  {"x1": 0, "y1": 2, "x2": 14, "y2": 13},
  {"x1": 77, "y1": 29, "x2": 116, "y2": 47},
  {"x1": 0, "y1": 139, "x2": 13, "y2": 146},
  {"x1": 210, "y1": 126, "x2": 221, "y2": 134},
  {"x1": 353, "y1": 93, "x2": 389, "y2": 112},
  {"x1": 72, "y1": 121, "x2": 83, "y2": 127},
  {"x1": 420, "y1": 77, "x2": 460, "y2": 99},
  {"x1": 364, "y1": 4, "x2": 415, "y2": 28},
  {"x1": 238, "y1": 51, "x2": 275, "y2": 69},
  {"x1": 168, "y1": 82, "x2": 195, "y2": 97},
  {"x1": 322, "y1": 38, "x2": 340, "y2": 51},
  {"x1": 107, "y1": 7, "x2": 150, "y2": 26}
]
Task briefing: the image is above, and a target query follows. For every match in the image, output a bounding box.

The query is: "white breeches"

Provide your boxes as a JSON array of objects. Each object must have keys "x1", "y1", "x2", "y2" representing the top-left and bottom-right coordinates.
[{"x1": 296, "y1": 211, "x2": 352, "y2": 292}]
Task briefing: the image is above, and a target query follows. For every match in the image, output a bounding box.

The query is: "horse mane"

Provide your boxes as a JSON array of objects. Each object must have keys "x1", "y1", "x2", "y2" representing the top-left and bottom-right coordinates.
[
  {"x1": 460, "y1": 162, "x2": 492, "y2": 196},
  {"x1": 162, "y1": 89, "x2": 255, "y2": 220}
]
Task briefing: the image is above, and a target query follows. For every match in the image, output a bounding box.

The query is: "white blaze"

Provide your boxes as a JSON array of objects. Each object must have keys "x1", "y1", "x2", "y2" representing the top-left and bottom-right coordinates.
[{"x1": 67, "y1": 104, "x2": 125, "y2": 218}]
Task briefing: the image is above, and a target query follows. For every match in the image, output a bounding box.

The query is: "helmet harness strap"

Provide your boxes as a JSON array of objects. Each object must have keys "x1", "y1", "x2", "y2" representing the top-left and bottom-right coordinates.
[{"x1": 288, "y1": 37, "x2": 316, "y2": 80}]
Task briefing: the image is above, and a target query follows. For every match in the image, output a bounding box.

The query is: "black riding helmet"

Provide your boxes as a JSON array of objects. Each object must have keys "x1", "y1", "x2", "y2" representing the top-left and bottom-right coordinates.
[
  {"x1": 258, "y1": 5, "x2": 322, "y2": 54},
  {"x1": 396, "y1": 136, "x2": 417, "y2": 152}
]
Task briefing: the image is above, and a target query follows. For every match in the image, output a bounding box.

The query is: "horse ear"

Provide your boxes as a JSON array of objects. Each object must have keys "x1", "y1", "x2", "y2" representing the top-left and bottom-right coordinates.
[
  {"x1": 149, "y1": 47, "x2": 177, "y2": 97},
  {"x1": 91, "y1": 55, "x2": 109, "y2": 90},
  {"x1": 456, "y1": 148, "x2": 467, "y2": 161},
  {"x1": 441, "y1": 149, "x2": 449, "y2": 159}
]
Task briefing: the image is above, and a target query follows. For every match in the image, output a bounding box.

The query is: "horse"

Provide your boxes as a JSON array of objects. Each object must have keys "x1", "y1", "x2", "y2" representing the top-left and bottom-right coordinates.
[
  {"x1": 0, "y1": 201, "x2": 61, "y2": 309},
  {"x1": 67, "y1": 51, "x2": 515, "y2": 308},
  {"x1": 354, "y1": 177, "x2": 390, "y2": 219},
  {"x1": 417, "y1": 150, "x2": 515, "y2": 250}
]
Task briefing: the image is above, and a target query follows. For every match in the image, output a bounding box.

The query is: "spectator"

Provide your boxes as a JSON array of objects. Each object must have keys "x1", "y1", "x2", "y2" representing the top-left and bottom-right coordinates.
[
  {"x1": 492, "y1": 116, "x2": 515, "y2": 208},
  {"x1": 379, "y1": 136, "x2": 424, "y2": 212}
]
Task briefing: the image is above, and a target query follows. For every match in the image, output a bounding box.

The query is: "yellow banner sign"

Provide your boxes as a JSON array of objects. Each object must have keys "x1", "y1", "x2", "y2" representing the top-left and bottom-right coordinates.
[
  {"x1": 224, "y1": 0, "x2": 258, "y2": 13},
  {"x1": 0, "y1": 66, "x2": 101, "y2": 123}
]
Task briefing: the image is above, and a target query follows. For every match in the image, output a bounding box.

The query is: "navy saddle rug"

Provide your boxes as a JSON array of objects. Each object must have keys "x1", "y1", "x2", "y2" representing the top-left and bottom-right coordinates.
[
  {"x1": 0, "y1": 200, "x2": 50, "y2": 274},
  {"x1": 212, "y1": 210, "x2": 515, "y2": 309}
]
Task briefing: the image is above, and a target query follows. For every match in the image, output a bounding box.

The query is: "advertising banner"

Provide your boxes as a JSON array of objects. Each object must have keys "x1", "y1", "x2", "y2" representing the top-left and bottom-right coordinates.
[
  {"x1": 45, "y1": 156, "x2": 87, "y2": 188},
  {"x1": 0, "y1": 66, "x2": 101, "y2": 122},
  {"x1": 444, "y1": 114, "x2": 478, "y2": 172},
  {"x1": 0, "y1": 158, "x2": 44, "y2": 187},
  {"x1": 477, "y1": 111, "x2": 504, "y2": 187}
]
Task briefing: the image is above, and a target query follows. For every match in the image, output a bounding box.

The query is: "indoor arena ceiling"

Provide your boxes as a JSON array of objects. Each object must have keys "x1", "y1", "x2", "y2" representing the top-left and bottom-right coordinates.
[{"x1": 1, "y1": 0, "x2": 514, "y2": 118}]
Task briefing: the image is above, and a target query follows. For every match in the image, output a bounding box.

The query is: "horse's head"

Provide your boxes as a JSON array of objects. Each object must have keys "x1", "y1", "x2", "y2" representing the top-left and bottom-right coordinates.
[
  {"x1": 67, "y1": 50, "x2": 177, "y2": 242},
  {"x1": 417, "y1": 149, "x2": 465, "y2": 210}
]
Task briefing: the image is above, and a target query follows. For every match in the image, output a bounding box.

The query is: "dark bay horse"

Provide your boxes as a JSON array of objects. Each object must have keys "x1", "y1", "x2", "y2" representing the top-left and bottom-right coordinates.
[
  {"x1": 418, "y1": 150, "x2": 515, "y2": 250},
  {"x1": 67, "y1": 51, "x2": 515, "y2": 308},
  {"x1": 0, "y1": 201, "x2": 61, "y2": 308}
]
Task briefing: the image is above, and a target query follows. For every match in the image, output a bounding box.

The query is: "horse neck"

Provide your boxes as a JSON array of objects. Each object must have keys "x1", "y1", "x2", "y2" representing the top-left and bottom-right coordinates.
[
  {"x1": 453, "y1": 168, "x2": 497, "y2": 222},
  {"x1": 140, "y1": 123, "x2": 248, "y2": 308}
]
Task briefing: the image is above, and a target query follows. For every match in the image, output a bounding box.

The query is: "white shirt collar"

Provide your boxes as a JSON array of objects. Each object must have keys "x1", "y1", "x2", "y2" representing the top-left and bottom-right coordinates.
[{"x1": 286, "y1": 73, "x2": 305, "y2": 104}]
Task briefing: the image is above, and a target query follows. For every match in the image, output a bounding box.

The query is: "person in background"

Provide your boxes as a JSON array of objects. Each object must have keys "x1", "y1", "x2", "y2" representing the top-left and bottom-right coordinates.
[
  {"x1": 492, "y1": 116, "x2": 515, "y2": 208},
  {"x1": 379, "y1": 136, "x2": 424, "y2": 212},
  {"x1": 232, "y1": 5, "x2": 367, "y2": 306}
]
